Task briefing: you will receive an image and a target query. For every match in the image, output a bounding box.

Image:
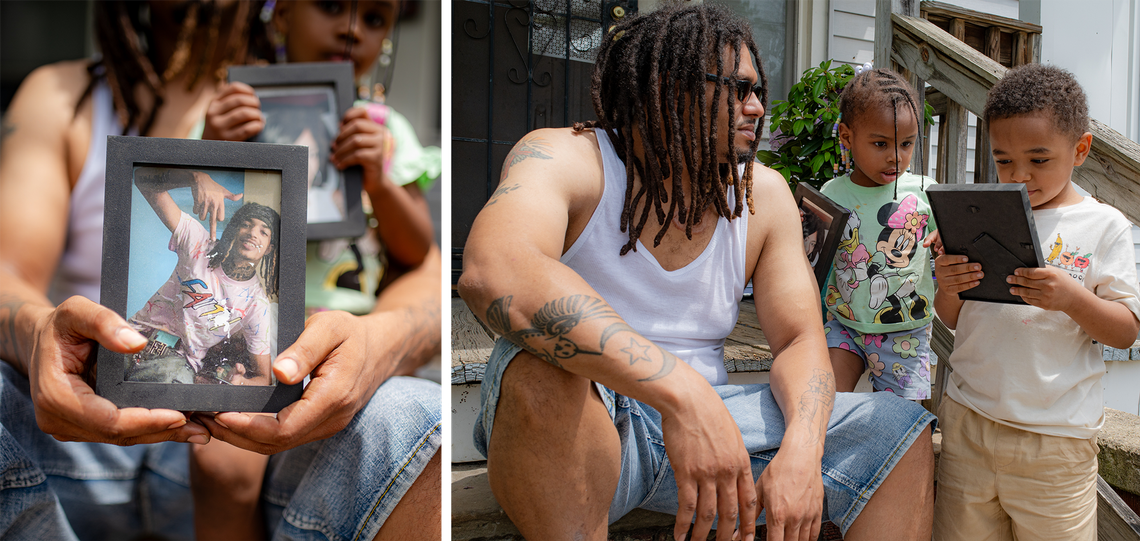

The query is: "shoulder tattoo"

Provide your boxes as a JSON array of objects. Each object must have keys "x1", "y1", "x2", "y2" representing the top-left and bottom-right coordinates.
[{"x1": 500, "y1": 137, "x2": 554, "y2": 182}]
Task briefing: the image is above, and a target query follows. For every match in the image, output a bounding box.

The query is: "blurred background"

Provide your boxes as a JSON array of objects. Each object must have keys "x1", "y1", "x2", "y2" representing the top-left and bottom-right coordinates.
[{"x1": 0, "y1": 0, "x2": 442, "y2": 246}]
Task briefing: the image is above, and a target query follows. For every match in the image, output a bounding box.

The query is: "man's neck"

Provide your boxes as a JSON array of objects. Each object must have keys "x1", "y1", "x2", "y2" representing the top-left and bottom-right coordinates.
[{"x1": 223, "y1": 259, "x2": 257, "y2": 281}]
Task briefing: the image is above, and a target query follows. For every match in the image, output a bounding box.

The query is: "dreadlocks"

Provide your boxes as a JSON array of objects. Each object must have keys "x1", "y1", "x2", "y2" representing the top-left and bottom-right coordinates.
[
  {"x1": 839, "y1": 68, "x2": 923, "y2": 200},
  {"x1": 208, "y1": 203, "x2": 282, "y2": 298},
  {"x1": 574, "y1": 2, "x2": 767, "y2": 255},
  {"x1": 75, "y1": 1, "x2": 256, "y2": 136}
]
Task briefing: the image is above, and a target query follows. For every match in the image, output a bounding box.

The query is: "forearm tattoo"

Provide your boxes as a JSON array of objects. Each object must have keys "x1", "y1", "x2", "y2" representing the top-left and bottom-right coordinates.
[
  {"x1": 485, "y1": 295, "x2": 676, "y2": 381},
  {"x1": 0, "y1": 294, "x2": 27, "y2": 363},
  {"x1": 499, "y1": 137, "x2": 553, "y2": 182},
  {"x1": 389, "y1": 296, "x2": 443, "y2": 371},
  {"x1": 797, "y1": 368, "x2": 836, "y2": 446}
]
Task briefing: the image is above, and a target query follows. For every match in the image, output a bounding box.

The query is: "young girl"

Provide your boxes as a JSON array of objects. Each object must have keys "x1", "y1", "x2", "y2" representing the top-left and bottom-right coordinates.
[
  {"x1": 203, "y1": 0, "x2": 440, "y2": 316},
  {"x1": 819, "y1": 68, "x2": 937, "y2": 400}
]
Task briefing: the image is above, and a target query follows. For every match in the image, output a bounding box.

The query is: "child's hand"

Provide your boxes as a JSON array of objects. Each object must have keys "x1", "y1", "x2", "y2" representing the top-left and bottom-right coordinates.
[
  {"x1": 934, "y1": 254, "x2": 983, "y2": 295},
  {"x1": 203, "y1": 82, "x2": 264, "y2": 142},
  {"x1": 1007, "y1": 266, "x2": 1082, "y2": 312},
  {"x1": 922, "y1": 230, "x2": 943, "y2": 256},
  {"x1": 331, "y1": 107, "x2": 392, "y2": 189}
]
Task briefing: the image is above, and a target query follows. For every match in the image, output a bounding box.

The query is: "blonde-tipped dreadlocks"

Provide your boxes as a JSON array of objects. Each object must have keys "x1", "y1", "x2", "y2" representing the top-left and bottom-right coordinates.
[
  {"x1": 75, "y1": 1, "x2": 256, "y2": 136},
  {"x1": 574, "y1": 2, "x2": 767, "y2": 255}
]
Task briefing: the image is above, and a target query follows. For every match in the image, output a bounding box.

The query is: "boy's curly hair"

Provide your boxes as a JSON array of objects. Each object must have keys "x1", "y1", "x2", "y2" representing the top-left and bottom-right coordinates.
[
  {"x1": 983, "y1": 64, "x2": 1089, "y2": 141},
  {"x1": 573, "y1": 2, "x2": 766, "y2": 255}
]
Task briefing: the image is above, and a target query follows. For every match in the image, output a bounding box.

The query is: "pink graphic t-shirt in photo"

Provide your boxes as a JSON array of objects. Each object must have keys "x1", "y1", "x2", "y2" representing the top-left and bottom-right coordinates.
[{"x1": 129, "y1": 212, "x2": 272, "y2": 371}]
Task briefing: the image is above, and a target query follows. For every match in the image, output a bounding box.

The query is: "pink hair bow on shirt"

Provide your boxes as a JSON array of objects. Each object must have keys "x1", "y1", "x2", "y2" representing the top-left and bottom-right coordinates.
[{"x1": 888, "y1": 195, "x2": 928, "y2": 238}]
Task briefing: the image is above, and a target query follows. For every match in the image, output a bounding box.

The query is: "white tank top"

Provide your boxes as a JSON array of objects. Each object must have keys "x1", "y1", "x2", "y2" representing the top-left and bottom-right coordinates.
[
  {"x1": 561, "y1": 129, "x2": 749, "y2": 385},
  {"x1": 49, "y1": 81, "x2": 120, "y2": 304}
]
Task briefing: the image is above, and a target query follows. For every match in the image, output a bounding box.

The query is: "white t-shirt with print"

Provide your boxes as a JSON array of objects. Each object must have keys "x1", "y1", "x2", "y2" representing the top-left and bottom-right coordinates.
[
  {"x1": 129, "y1": 212, "x2": 272, "y2": 371},
  {"x1": 946, "y1": 196, "x2": 1140, "y2": 439}
]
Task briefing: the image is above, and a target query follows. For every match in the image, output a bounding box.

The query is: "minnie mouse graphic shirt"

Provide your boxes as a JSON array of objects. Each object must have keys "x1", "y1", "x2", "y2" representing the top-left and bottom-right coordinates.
[{"x1": 820, "y1": 172, "x2": 938, "y2": 334}]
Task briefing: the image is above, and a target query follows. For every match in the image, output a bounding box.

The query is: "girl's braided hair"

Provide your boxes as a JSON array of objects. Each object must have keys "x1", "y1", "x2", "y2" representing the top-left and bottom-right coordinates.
[
  {"x1": 839, "y1": 68, "x2": 924, "y2": 199},
  {"x1": 75, "y1": 1, "x2": 258, "y2": 136},
  {"x1": 574, "y1": 2, "x2": 767, "y2": 255}
]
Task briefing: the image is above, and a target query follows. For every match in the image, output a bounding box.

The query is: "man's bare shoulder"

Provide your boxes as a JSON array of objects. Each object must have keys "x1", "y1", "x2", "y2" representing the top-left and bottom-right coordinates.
[
  {"x1": 493, "y1": 127, "x2": 604, "y2": 210},
  {"x1": 9, "y1": 61, "x2": 91, "y2": 118},
  {"x1": 747, "y1": 161, "x2": 797, "y2": 222}
]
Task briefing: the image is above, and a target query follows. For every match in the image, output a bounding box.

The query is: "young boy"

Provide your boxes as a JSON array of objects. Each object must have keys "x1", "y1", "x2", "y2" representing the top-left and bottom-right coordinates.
[{"x1": 932, "y1": 64, "x2": 1140, "y2": 540}]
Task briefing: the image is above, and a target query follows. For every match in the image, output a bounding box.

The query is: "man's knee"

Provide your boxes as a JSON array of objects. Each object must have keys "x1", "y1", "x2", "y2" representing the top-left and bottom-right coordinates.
[{"x1": 497, "y1": 350, "x2": 597, "y2": 429}]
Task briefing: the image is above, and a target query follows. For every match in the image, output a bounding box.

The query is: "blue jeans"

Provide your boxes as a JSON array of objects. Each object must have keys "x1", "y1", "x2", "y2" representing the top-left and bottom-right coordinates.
[
  {"x1": 474, "y1": 338, "x2": 936, "y2": 534},
  {"x1": 0, "y1": 362, "x2": 440, "y2": 541}
]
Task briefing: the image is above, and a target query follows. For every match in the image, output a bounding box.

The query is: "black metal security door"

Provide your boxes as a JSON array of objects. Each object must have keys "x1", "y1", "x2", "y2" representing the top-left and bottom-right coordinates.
[{"x1": 451, "y1": 0, "x2": 637, "y2": 284}]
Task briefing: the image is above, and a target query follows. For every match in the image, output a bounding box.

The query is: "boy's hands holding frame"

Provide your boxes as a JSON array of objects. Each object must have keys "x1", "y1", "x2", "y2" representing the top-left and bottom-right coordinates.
[{"x1": 930, "y1": 239, "x2": 1139, "y2": 347}]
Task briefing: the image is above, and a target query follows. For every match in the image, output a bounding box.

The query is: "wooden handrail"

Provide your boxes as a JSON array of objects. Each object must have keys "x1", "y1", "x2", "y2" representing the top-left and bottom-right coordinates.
[
  {"x1": 920, "y1": 1, "x2": 1042, "y2": 35},
  {"x1": 889, "y1": 12, "x2": 1140, "y2": 226}
]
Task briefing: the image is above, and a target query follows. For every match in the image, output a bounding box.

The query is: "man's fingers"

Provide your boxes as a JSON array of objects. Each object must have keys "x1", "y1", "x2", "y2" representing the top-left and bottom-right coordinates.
[
  {"x1": 675, "y1": 482, "x2": 698, "y2": 541},
  {"x1": 197, "y1": 414, "x2": 278, "y2": 454},
  {"x1": 716, "y1": 477, "x2": 740, "y2": 541},
  {"x1": 736, "y1": 472, "x2": 758, "y2": 541},
  {"x1": 691, "y1": 481, "x2": 717, "y2": 541},
  {"x1": 55, "y1": 298, "x2": 145, "y2": 353},
  {"x1": 210, "y1": 396, "x2": 332, "y2": 454},
  {"x1": 274, "y1": 320, "x2": 345, "y2": 385}
]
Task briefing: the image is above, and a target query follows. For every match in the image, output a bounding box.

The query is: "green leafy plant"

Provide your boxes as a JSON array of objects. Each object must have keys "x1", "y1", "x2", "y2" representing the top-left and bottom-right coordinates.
[
  {"x1": 757, "y1": 60, "x2": 855, "y2": 190},
  {"x1": 758, "y1": 60, "x2": 934, "y2": 190}
]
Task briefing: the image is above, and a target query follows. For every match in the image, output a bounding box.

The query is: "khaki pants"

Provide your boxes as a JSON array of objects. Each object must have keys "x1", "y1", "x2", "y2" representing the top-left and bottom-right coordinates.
[{"x1": 934, "y1": 397, "x2": 1098, "y2": 541}]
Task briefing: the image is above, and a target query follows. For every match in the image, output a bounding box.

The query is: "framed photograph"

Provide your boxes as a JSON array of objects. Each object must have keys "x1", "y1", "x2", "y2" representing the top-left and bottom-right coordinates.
[
  {"x1": 97, "y1": 136, "x2": 307, "y2": 412},
  {"x1": 228, "y1": 61, "x2": 365, "y2": 239},
  {"x1": 927, "y1": 183, "x2": 1045, "y2": 305},
  {"x1": 795, "y1": 183, "x2": 851, "y2": 290}
]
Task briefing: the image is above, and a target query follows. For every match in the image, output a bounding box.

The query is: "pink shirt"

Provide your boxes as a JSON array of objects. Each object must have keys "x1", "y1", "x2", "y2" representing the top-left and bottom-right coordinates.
[{"x1": 129, "y1": 212, "x2": 272, "y2": 370}]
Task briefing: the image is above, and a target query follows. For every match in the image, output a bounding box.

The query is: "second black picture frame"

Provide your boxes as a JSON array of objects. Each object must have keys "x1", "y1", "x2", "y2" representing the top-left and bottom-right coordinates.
[
  {"x1": 926, "y1": 183, "x2": 1046, "y2": 305},
  {"x1": 795, "y1": 183, "x2": 851, "y2": 290},
  {"x1": 229, "y1": 61, "x2": 366, "y2": 240},
  {"x1": 98, "y1": 136, "x2": 307, "y2": 413}
]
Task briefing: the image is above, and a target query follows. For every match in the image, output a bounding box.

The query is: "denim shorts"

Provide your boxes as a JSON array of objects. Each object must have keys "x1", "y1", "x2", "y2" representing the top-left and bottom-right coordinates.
[
  {"x1": 473, "y1": 338, "x2": 936, "y2": 534},
  {"x1": 824, "y1": 318, "x2": 934, "y2": 400},
  {"x1": 0, "y1": 362, "x2": 441, "y2": 541}
]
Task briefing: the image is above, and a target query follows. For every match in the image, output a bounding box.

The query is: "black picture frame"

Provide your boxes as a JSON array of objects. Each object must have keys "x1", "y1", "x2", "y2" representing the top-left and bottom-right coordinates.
[
  {"x1": 97, "y1": 136, "x2": 307, "y2": 412},
  {"x1": 228, "y1": 61, "x2": 365, "y2": 240},
  {"x1": 926, "y1": 183, "x2": 1045, "y2": 305},
  {"x1": 795, "y1": 183, "x2": 851, "y2": 290}
]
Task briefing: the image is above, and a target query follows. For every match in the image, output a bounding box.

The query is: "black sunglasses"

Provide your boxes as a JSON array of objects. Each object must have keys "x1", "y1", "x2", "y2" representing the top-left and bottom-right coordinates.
[{"x1": 704, "y1": 73, "x2": 762, "y2": 102}]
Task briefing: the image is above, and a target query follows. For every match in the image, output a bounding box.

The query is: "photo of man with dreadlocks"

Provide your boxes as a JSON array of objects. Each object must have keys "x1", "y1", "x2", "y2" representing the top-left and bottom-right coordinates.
[
  {"x1": 125, "y1": 166, "x2": 280, "y2": 387},
  {"x1": 459, "y1": 3, "x2": 936, "y2": 541}
]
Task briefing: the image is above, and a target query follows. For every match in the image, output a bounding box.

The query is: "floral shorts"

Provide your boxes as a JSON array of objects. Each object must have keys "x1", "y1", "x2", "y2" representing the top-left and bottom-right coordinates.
[{"x1": 824, "y1": 316, "x2": 933, "y2": 400}]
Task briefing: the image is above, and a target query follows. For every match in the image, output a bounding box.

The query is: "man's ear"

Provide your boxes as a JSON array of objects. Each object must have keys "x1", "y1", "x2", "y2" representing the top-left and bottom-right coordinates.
[{"x1": 1072, "y1": 131, "x2": 1093, "y2": 167}]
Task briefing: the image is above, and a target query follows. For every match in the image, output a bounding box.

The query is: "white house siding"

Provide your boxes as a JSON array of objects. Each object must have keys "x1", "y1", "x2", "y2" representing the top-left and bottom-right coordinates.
[{"x1": 1040, "y1": 0, "x2": 1140, "y2": 143}]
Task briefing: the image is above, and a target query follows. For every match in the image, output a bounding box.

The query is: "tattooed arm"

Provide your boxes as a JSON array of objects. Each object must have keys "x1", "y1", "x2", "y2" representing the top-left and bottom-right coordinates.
[
  {"x1": 460, "y1": 128, "x2": 761, "y2": 540},
  {"x1": 746, "y1": 162, "x2": 836, "y2": 540}
]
